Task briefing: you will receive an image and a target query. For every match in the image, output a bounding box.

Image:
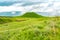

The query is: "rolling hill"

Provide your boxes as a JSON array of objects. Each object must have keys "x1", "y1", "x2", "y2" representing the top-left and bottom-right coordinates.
[
  {"x1": 0, "y1": 12, "x2": 44, "y2": 24},
  {"x1": 21, "y1": 12, "x2": 44, "y2": 18}
]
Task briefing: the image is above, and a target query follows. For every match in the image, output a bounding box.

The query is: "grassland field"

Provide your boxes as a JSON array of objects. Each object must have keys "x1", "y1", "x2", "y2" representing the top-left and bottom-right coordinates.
[
  {"x1": 0, "y1": 12, "x2": 60, "y2": 40},
  {"x1": 0, "y1": 17, "x2": 60, "y2": 40}
]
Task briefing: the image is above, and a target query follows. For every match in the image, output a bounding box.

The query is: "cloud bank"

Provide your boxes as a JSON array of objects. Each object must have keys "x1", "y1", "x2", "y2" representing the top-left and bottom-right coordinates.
[{"x1": 0, "y1": 0, "x2": 60, "y2": 16}]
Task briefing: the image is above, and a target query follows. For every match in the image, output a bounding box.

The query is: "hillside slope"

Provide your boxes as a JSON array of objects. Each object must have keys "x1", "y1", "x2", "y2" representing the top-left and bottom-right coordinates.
[{"x1": 21, "y1": 12, "x2": 43, "y2": 18}]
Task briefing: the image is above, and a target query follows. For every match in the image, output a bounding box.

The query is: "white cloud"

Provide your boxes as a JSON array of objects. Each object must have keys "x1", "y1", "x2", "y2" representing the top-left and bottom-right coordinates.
[
  {"x1": 11, "y1": 12, "x2": 16, "y2": 14},
  {"x1": 53, "y1": 2, "x2": 60, "y2": 9},
  {"x1": 11, "y1": 3, "x2": 24, "y2": 6},
  {"x1": 0, "y1": 6, "x2": 24, "y2": 12},
  {"x1": 22, "y1": 3, "x2": 55, "y2": 12},
  {"x1": 26, "y1": 0, "x2": 41, "y2": 2},
  {"x1": 0, "y1": 0, "x2": 60, "y2": 16},
  {"x1": 0, "y1": 3, "x2": 57, "y2": 12},
  {"x1": 0, "y1": 2, "x2": 59, "y2": 13},
  {"x1": 0, "y1": 0, "x2": 21, "y2": 2}
]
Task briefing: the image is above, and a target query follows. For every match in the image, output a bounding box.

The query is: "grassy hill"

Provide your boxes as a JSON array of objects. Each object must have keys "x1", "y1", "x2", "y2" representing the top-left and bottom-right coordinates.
[
  {"x1": 21, "y1": 12, "x2": 43, "y2": 18},
  {"x1": 0, "y1": 12, "x2": 44, "y2": 24}
]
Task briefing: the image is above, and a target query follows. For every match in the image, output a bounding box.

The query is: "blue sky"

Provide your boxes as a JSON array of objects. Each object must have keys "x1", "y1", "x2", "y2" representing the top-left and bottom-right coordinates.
[{"x1": 0, "y1": 0, "x2": 60, "y2": 16}]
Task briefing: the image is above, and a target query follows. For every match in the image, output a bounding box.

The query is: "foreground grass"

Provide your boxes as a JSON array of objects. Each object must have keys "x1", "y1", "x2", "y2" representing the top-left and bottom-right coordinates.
[{"x1": 0, "y1": 18, "x2": 60, "y2": 40}]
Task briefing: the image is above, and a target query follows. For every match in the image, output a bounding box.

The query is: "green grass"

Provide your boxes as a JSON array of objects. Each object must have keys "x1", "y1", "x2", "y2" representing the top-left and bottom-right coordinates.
[
  {"x1": 0, "y1": 12, "x2": 60, "y2": 40},
  {"x1": 0, "y1": 17, "x2": 60, "y2": 40}
]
